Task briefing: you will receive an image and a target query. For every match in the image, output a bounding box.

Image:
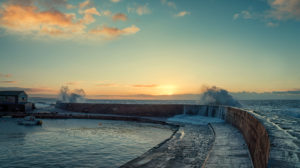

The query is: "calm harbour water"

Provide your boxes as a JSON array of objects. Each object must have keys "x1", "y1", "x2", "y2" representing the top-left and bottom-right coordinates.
[{"x1": 0, "y1": 119, "x2": 173, "y2": 168}]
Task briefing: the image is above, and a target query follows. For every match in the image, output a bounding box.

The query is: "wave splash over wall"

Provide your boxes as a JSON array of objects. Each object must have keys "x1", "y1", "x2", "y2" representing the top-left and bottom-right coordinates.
[
  {"x1": 168, "y1": 86, "x2": 240, "y2": 125},
  {"x1": 58, "y1": 86, "x2": 86, "y2": 103},
  {"x1": 199, "y1": 86, "x2": 241, "y2": 107},
  {"x1": 167, "y1": 106, "x2": 225, "y2": 125}
]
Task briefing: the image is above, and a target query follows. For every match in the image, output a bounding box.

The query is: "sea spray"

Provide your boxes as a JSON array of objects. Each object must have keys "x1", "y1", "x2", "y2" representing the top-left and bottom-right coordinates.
[
  {"x1": 199, "y1": 86, "x2": 241, "y2": 107},
  {"x1": 58, "y1": 86, "x2": 86, "y2": 103},
  {"x1": 168, "y1": 86, "x2": 240, "y2": 125}
]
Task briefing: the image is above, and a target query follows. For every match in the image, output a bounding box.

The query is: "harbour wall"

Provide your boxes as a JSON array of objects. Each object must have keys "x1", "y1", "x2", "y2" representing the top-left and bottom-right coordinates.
[
  {"x1": 56, "y1": 103, "x2": 270, "y2": 168},
  {"x1": 55, "y1": 103, "x2": 184, "y2": 117}
]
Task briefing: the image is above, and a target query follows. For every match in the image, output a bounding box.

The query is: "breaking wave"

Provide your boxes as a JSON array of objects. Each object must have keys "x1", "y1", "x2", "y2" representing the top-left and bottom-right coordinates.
[
  {"x1": 58, "y1": 86, "x2": 86, "y2": 103},
  {"x1": 199, "y1": 86, "x2": 241, "y2": 107}
]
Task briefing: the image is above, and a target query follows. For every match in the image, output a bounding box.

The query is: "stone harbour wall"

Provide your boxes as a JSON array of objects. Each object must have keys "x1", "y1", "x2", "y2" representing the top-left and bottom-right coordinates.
[
  {"x1": 226, "y1": 107, "x2": 270, "y2": 168},
  {"x1": 56, "y1": 103, "x2": 184, "y2": 117}
]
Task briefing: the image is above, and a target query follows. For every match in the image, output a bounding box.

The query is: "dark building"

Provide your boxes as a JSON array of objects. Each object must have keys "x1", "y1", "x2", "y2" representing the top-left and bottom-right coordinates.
[
  {"x1": 0, "y1": 91, "x2": 33, "y2": 112},
  {"x1": 0, "y1": 91, "x2": 28, "y2": 104}
]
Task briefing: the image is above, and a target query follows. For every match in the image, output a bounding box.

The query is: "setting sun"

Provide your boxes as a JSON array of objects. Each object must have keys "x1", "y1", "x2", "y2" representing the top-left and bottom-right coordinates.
[{"x1": 158, "y1": 85, "x2": 177, "y2": 95}]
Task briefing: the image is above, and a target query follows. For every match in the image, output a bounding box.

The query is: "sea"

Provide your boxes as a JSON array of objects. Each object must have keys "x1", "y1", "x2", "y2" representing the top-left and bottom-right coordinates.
[{"x1": 1, "y1": 98, "x2": 299, "y2": 167}]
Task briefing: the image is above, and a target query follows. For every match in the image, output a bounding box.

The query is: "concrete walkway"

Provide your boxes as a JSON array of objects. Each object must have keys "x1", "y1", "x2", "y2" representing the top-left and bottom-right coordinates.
[
  {"x1": 204, "y1": 123, "x2": 253, "y2": 168},
  {"x1": 121, "y1": 125, "x2": 214, "y2": 168}
]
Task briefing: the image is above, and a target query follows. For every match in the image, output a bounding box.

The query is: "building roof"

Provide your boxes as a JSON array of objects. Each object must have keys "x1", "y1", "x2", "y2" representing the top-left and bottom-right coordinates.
[{"x1": 0, "y1": 91, "x2": 27, "y2": 96}]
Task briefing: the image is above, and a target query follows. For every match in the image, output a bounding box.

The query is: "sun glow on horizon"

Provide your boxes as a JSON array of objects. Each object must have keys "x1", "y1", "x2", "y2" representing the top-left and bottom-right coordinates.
[{"x1": 157, "y1": 85, "x2": 177, "y2": 95}]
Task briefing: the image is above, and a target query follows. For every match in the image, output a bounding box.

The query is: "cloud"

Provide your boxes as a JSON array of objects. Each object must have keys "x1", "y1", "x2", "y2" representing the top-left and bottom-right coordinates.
[
  {"x1": 79, "y1": 0, "x2": 91, "y2": 9},
  {"x1": 26, "y1": 87, "x2": 57, "y2": 93},
  {"x1": 0, "y1": 0, "x2": 139, "y2": 40},
  {"x1": 36, "y1": 0, "x2": 75, "y2": 9},
  {"x1": 65, "y1": 81, "x2": 80, "y2": 85},
  {"x1": 234, "y1": 0, "x2": 300, "y2": 26},
  {"x1": 128, "y1": 4, "x2": 151, "y2": 16},
  {"x1": 89, "y1": 25, "x2": 139, "y2": 37},
  {"x1": 266, "y1": 21, "x2": 279, "y2": 27},
  {"x1": 0, "y1": 73, "x2": 12, "y2": 78},
  {"x1": 267, "y1": 0, "x2": 300, "y2": 20},
  {"x1": 233, "y1": 10, "x2": 252, "y2": 20},
  {"x1": 79, "y1": 7, "x2": 101, "y2": 24},
  {"x1": 136, "y1": 5, "x2": 151, "y2": 15},
  {"x1": 97, "y1": 83, "x2": 118, "y2": 87},
  {"x1": 132, "y1": 84, "x2": 158, "y2": 88},
  {"x1": 0, "y1": 2, "x2": 83, "y2": 35},
  {"x1": 272, "y1": 90, "x2": 300, "y2": 95},
  {"x1": 102, "y1": 10, "x2": 112, "y2": 16},
  {"x1": 110, "y1": 0, "x2": 121, "y2": 3},
  {"x1": 112, "y1": 13, "x2": 128, "y2": 21},
  {"x1": 175, "y1": 11, "x2": 190, "y2": 17},
  {"x1": 0, "y1": 80, "x2": 17, "y2": 84},
  {"x1": 0, "y1": 86, "x2": 56, "y2": 94},
  {"x1": 161, "y1": 0, "x2": 176, "y2": 9}
]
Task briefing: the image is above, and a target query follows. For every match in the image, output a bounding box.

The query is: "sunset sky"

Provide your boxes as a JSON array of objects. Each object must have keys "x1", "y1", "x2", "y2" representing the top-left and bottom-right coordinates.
[{"x1": 0, "y1": 0, "x2": 299, "y2": 98}]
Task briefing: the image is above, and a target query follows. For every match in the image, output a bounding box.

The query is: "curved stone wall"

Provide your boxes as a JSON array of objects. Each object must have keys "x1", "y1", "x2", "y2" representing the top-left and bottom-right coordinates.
[
  {"x1": 225, "y1": 107, "x2": 270, "y2": 168},
  {"x1": 56, "y1": 103, "x2": 270, "y2": 168},
  {"x1": 182, "y1": 105, "x2": 270, "y2": 167}
]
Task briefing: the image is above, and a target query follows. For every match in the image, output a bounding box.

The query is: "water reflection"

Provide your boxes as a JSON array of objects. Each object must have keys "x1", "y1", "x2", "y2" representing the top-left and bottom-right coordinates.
[{"x1": 0, "y1": 119, "x2": 172, "y2": 168}]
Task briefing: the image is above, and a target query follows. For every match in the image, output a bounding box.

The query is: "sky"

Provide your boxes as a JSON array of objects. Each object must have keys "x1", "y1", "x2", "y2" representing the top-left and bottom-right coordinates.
[{"x1": 0, "y1": 0, "x2": 299, "y2": 99}]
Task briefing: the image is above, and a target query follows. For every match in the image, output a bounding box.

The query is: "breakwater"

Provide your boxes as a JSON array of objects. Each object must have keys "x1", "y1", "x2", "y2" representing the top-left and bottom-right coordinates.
[
  {"x1": 55, "y1": 103, "x2": 183, "y2": 117},
  {"x1": 56, "y1": 103, "x2": 270, "y2": 168}
]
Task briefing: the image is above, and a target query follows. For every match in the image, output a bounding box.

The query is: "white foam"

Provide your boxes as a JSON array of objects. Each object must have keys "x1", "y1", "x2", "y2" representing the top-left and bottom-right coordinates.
[{"x1": 167, "y1": 114, "x2": 224, "y2": 125}]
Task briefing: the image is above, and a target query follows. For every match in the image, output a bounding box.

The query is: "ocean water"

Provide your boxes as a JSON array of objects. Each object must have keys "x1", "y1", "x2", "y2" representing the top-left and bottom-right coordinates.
[
  {"x1": 0, "y1": 119, "x2": 173, "y2": 168},
  {"x1": 240, "y1": 100, "x2": 300, "y2": 144}
]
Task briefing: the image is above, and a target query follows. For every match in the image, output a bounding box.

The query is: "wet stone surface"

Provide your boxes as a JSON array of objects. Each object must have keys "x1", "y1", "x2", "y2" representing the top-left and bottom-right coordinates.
[
  {"x1": 204, "y1": 123, "x2": 253, "y2": 168},
  {"x1": 121, "y1": 125, "x2": 214, "y2": 168}
]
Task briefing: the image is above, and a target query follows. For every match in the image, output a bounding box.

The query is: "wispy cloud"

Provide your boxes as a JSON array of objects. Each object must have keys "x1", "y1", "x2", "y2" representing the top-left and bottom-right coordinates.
[
  {"x1": 161, "y1": 0, "x2": 176, "y2": 9},
  {"x1": 132, "y1": 84, "x2": 158, "y2": 88},
  {"x1": 175, "y1": 11, "x2": 190, "y2": 17},
  {"x1": 272, "y1": 89, "x2": 300, "y2": 95},
  {"x1": 0, "y1": 80, "x2": 17, "y2": 84},
  {"x1": 266, "y1": 21, "x2": 279, "y2": 27},
  {"x1": 234, "y1": 0, "x2": 300, "y2": 26},
  {"x1": 0, "y1": 73, "x2": 12, "y2": 78},
  {"x1": 267, "y1": 0, "x2": 300, "y2": 20},
  {"x1": 26, "y1": 87, "x2": 57, "y2": 93},
  {"x1": 233, "y1": 10, "x2": 252, "y2": 20},
  {"x1": 89, "y1": 25, "x2": 140, "y2": 37},
  {"x1": 110, "y1": 0, "x2": 121, "y2": 3},
  {"x1": 128, "y1": 4, "x2": 151, "y2": 16},
  {"x1": 112, "y1": 13, "x2": 128, "y2": 21},
  {"x1": 0, "y1": 86, "x2": 57, "y2": 93},
  {"x1": 79, "y1": 0, "x2": 92, "y2": 9},
  {"x1": 102, "y1": 10, "x2": 112, "y2": 16},
  {"x1": 97, "y1": 83, "x2": 118, "y2": 87},
  {"x1": 65, "y1": 81, "x2": 81, "y2": 86}
]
